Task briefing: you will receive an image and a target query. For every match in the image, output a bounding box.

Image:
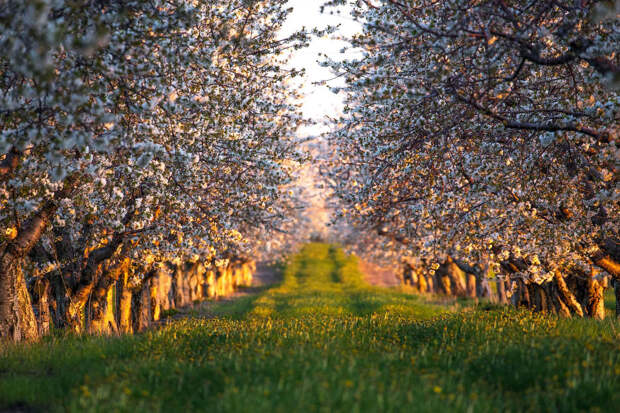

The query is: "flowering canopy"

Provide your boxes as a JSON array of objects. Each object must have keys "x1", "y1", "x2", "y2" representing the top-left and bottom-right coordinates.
[
  {"x1": 1, "y1": 0, "x2": 309, "y2": 268},
  {"x1": 324, "y1": 0, "x2": 618, "y2": 282}
]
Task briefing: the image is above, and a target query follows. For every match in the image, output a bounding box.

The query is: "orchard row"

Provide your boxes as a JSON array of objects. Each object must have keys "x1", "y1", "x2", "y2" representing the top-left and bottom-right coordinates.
[
  {"x1": 1, "y1": 0, "x2": 307, "y2": 341},
  {"x1": 325, "y1": 0, "x2": 619, "y2": 317}
]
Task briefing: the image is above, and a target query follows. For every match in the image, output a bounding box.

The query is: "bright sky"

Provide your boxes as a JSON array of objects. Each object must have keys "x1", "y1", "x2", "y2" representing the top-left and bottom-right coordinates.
[
  {"x1": 277, "y1": 1, "x2": 363, "y2": 239},
  {"x1": 280, "y1": 0, "x2": 362, "y2": 138}
]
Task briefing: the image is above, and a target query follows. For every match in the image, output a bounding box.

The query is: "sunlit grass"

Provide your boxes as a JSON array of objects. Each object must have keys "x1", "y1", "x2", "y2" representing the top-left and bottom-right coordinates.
[{"x1": 1, "y1": 243, "x2": 618, "y2": 412}]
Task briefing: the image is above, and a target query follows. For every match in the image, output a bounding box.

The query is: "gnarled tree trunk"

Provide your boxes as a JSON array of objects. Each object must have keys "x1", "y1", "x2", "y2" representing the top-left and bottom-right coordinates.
[
  {"x1": 132, "y1": 281, "x2": 152, "y2": 333},
  {"x1": 89, "y1": 286, "x2": 118, "y2": 335},
  {"x1": 88, "y1": 259, "x2": 129, "y2": 335},
  {"x1": 496, "y1": 276, "x2": 508, "y2": 304},
  {"x1": 554, "y1": 271, "x2": 584, "y2": 317},
  {"x1": 466, "y1": 273, "x2": 476, "y2": 298},
  {"x1": 31, "y1": 277, "x2": 51, "y2": 336},
  {"x1": 149, "y1": 275, "x2": 160, "y2": 322},
  {"x1": 117, "y1": 267, "x2": 133, "y2": 334},
  {"x1": 0, "y1": 252, "x2": 38, "y2": 341},
  {"x1": 445, "y1": 257, "x2": 467, "y2": 296},
  {"x1": 585, "y1": 277, "x2": 605, "y2": 320},
  {"x1": 0, "y1": 184, "x2": 75, "y2": 341},
  {"x1": 206, "y1": 269, "x2": 216, "y2": 298}
]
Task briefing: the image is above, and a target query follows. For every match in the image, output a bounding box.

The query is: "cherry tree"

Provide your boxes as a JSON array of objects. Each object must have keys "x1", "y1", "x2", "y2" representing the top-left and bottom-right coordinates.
[
  {"x1": 1, "y1": 0, "x2": 309, "y2": 341},
  {"x1": 324, "y1": 0, "x2": 618, "y2": 317}
]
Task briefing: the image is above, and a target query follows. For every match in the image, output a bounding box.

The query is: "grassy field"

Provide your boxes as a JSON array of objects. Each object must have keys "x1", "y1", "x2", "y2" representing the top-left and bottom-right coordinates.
[{"x1": 1, "y1": 243, "x2": 619, "y2": 412}]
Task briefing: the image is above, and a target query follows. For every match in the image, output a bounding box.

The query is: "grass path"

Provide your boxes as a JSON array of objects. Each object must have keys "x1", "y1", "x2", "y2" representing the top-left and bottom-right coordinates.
[{"x1": 1, "y1": 243, "x2": 619, "y2": 412}]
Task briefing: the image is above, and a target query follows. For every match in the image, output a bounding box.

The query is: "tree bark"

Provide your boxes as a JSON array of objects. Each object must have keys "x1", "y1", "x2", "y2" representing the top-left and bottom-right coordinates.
[
  {"x1": 585, "y1": 277, "x2": 605, "y2": 320},
  {"x1": 89, "y1": 285, "x2": 118, "y2": 335},
  {"x1": 554, "y1": 271, "x2": 584, "y2": 317},
  {"x1": 156, "y1": 265, "x2": 173, "y2": 311},
  {"x1": 591, "y1": 239, "x2": 620, "y2": 279},
  {"x1": 187, "y1": 262, "x2": 201, "y2": 302},
  {"x1": 30, "y1": 277, "x2": 51, "y2": 336},
  {"x1": 445, "y1": 257, "x2": 467, "y2": 296},
  {"x1": 206, "y1": 269, "x2": 216, "y2": 298},
  {"x1": 173, "y1": 263, "x2": 190, "y2": 307},
  {"x1": 439, "y1": 274, "x2": 452, "y2": 296},
  {"x1": 88, "y1": 259, "x2": 128, "y2": 335},
  {"x1": 241, "y1": 261, "x2": 253, "y2": 287},
  {"x1": 549, "y1": 283, "x2": 572, "y2": 317},
  {"x1": 512, "y1": 278, "x2": 531, "y2": 308},
  {"x1": 66, "y1": 235, "x2": 126, "y2": 331},
  {"x1": 466, "y1": 273, "x2": 477, "y2": 298},
  {"x1": 117, "y1": 266, "x2": 133, "y2": 334},
  {"x1": 402, "y1": 264, "x2": 414, "y2": 286},
  {"x1": 132, "y1": 282, "x2": 151, "y2": 332},
  {"x1": 0, "y1": 252, "x2": 38, "y2": 341},
  {"x1": 0, "y1": 176, "x2": 78, "y2": 341},
  {"x1": 496, "y1": 276, "x2": 507, "y2": 303},
  {"x1": 425, "y1": 272, "x2": 434, "y2": 293},
  {"x1": 149, "y1": 275, "x2": 160, "y2": 322}
]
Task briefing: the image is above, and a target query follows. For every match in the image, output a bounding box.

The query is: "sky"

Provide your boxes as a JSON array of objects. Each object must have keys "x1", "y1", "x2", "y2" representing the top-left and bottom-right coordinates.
[
  {"x1": 277, "y1": 1, "x2": 363, "y2": 239},
  {"x1": 280, "y1": 0, "x2": 362, "y2": 137}
]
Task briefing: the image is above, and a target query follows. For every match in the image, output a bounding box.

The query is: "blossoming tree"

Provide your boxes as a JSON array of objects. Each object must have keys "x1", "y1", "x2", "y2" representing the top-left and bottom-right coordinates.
[
  {"x1": 324, "y1": 0, "x2": 618, "y2": 317},
  {"x1": 1, "y1": 0, "x2": 309, "y2": 341}
]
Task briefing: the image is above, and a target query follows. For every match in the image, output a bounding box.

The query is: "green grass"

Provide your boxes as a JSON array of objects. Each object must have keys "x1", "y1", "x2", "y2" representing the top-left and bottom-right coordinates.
[
  {"x1": 605, "y1": 288, "x2": 616, "y2": 317},
  {"x1": 1, "y1": 243, "x2": 619, "y2": 412}
]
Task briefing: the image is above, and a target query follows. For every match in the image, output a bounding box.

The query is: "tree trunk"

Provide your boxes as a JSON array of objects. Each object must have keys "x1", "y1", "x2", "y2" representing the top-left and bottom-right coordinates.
[
  {"x1": 496, "y1": 276, "x2": 507, "y2": 303},
  {"x1": 117, "y1": 270, "x2": 133, "y2": 334},
  {"x1": 466, "y1": 273, "x2": 477, "y2": 298},
  {"x1": 66, "y1": 278, "x2": 96, "y2": 333},
  {"x1": 425, "y1": 273, "x2": 434, "y2": 293},
  {"x1": 89, "y1": 286, "x2": 118, "y2": 335},
  {"x1": 156, "y1": 265, "x2": 173, "y2": 311},
  {"x1": 0, "y1": 252, "x2": 38, "y2": 341},
  {"x1": 583, "y1": 270, "x2": 605, "y2": 320},
  {"x1": 173, "y1": 263, "x2": 190, "y2": 307},
  {"x1": 554, "y1": 271, "x2": 584, "y2": 317},
  {"x1": 225, "y1": 266, "x2": 234, "y2": 295},
  {"x1": 528, "y1": 283, "x2": 549, "y2": 313},
  {"x1": 66, "y1": 243, "x2": 124, "y2": 332},
  {"x1": 132, "y1": 283, "x2": 151, "y2": 332},
  {"x1": 548, "y1": 283, "x2": 571, "y2": 317},
  {"x1": 242, "y1": 262, "x2": 253, "y2": 287},
  {"x1": 195, "y1": 262, "x2": 206, "y2": 299},
  {"x1": 31, "y1": 277, "x2": 51, "y2": 336},
  {"x1": 0, "y1": 182, "x2": 76, "y2": 341},
  {"x1": 445, "y1": 257, "x2": 467, "y2": 296},
  {"x1": 49, "y1": 270, "x2": 70, "y2": 329},
  {"x1": 417, "y1": 270, "x2": 427, "y2": 293},
  {"x1": 231, "y1": 263, "x2": 240, "y2": 289},
  {"x1": 187, "y1": 262, "x2": 201, "y2": 302},
  {"x1": 89, "y1": 259, "x2": 129, "y2": 335},
  {"x1": 439, "y1": 274, "x2": 452, "y2": 296},
  {"x1": 149, "y1": 276, "x2": 160, "y2": 322},
  {"x1": 511, "y1": 278, "x2": 531, "y2": 308},
  {"x1": 206, "y1": 269, "x2": 216, "y2": 298}
]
